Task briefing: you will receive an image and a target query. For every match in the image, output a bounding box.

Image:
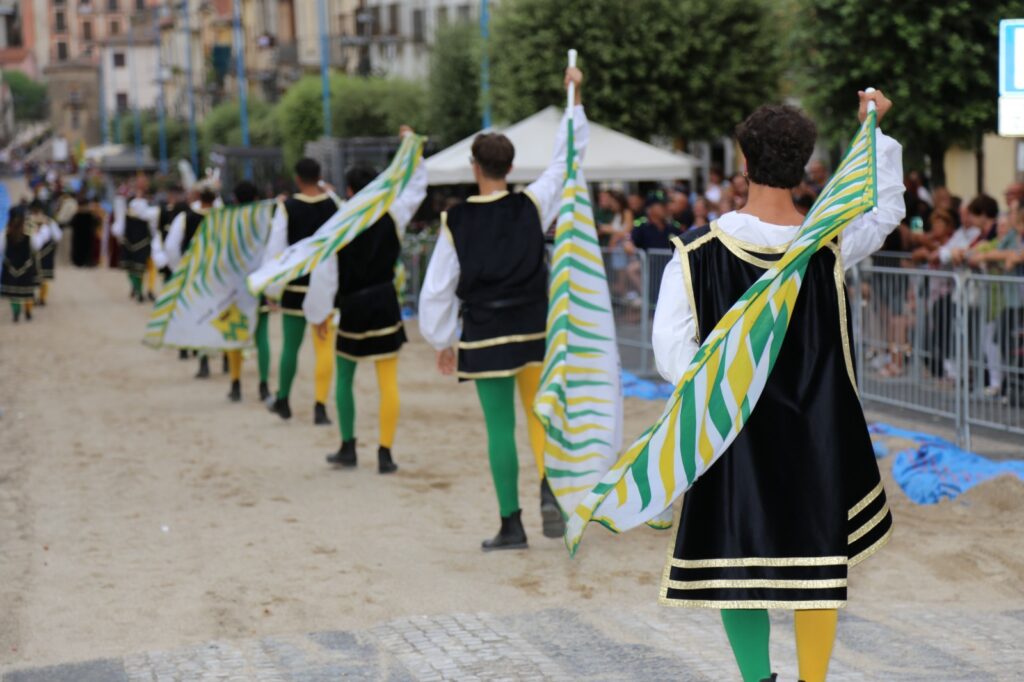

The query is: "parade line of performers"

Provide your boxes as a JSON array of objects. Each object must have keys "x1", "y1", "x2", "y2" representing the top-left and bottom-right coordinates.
[{"x1": 12, "y1": 63, "x2": 904, "y2": 682}]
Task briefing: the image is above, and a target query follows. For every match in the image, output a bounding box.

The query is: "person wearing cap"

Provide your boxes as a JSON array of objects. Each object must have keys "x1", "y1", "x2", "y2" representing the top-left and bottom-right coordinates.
[
  {"x1": 2, "y1": 206, "x2": 51, "y2": 322},
  {"x1": 302, "y1": 127, "x2": 427, "y2": 474},
  {"x1": 419, "y1": 65, "x2": 586, "y2": 551},
  {"x1": 263, "y1": 158, "x2": 341, "y2": 425},
  {"x1": 628, "y1": 190, "x2": 683, "y2": 252}
]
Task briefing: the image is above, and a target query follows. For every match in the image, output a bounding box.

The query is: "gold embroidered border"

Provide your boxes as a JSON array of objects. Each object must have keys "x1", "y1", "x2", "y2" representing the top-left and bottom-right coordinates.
[
  {"x1": 291, "y1": 192, "x2": 334, "y2": 204},
  {"x1": 849, "y1": 522, "x2": 893, "y2": 567},
  {"x1": 658, "y1": 499, "x2": 686, "y2": 602},
  {"x1": 456, "y1": 360, "x2": 542, "y2": 380},
  {"x1": 659, "y1": 598, "x2": 847, "y2": 610},
  {"x1": 336, "y1": 349, "x2": 401, "y2": 363},
  {"x1": 458, "y1": 332, "x2": 547, "y2": 350},
  {"x1": 713, "y1": 223, "x2": 792, "y2": 254},
  {"x1": 713, "y1": 227, "x2": 780, "y2": 269},
  {"x1": 670, "y1": 556, "x2": 847, "y2": 569},
  {"x1": 280, "y1": 308, "x2": 306, "y2": 317},
  {"x1": 440, "y1": 212, "x2": 454, "y2": 244},
  {"x1": 829, "y1": 241, "x2": 859, "y2": 395},
  {"x1": 467, "y1": 191, "x2": 510, "y2": 203},
  {"x1": 848, "y1": 481, "x2": 884, "y2": 521},
  {"x1": 667, "y1": 578, "x2": 848, "y2": 590},
  {"x1": 848, "y1": 505, "x2": 890, "y2": 544},
  {"x1": 284, "y1": 285, "x2": 309, "y2": 293},
  {"x1": 669, "y1": 233, "x2": 712, "y2": 344},
  {"x1": 338, "y1": 322, "x2": 404, "y2": 340}
]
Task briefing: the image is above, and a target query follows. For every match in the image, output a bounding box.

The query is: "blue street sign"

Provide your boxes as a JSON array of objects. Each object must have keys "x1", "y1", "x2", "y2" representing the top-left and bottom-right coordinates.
[{"x1": 1000, "y1": 19, "x2": 1024, "y2": 96}]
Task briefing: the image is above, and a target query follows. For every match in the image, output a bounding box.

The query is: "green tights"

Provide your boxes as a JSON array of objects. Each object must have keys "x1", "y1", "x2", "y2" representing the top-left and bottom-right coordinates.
[
  {"x1": 255, "y1": 311, "x2": 270, "y2": 384},
  {"x1": 276, "y1": 314, "x2": 307, "y2": 399},
  {"x1": 722, "y1": 609, "x2": 771, "y2": 682},
  {"x1": 474, "y1": 376, "x2": 520, "y2": 517},
  {"x1": 128, "y1": 272, "x2": 143, "y2": 297}
]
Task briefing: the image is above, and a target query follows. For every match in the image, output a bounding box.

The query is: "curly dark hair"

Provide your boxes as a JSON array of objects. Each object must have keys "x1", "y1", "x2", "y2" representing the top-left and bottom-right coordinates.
[
  {"x1": 736, "y1": 105, "x2": 817, "y2": 190},
  {"x1": 967, "y1": 194, "x2": 998, "y2": 219}
]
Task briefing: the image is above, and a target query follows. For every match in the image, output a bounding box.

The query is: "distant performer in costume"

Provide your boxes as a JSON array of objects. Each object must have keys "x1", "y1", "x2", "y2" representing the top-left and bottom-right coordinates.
[
  {"x1": 223, "y1": 180, "x2": 272, "y2": 403},
  {"x1": 652, "y1": 92, "x2": 904, "y2": 682},
  {"x1": 263, "y1": 158, "x2": 341, "y2": 425},
  {"x1": 157, "y1": 185, "x2": 188, "y2": 279},
  {"x1": 165, "y1": 184, "x2": 217, "y2": 378},
  {"x1": 112, "y1": 192, "x2": 164, "y2": 304},
  {"x1": 27, "y1": 200, "x2": 61, "y2": 306},
  {"x1": 1, "y1": 207, "x2": 50, "y2": 322},
  {"x1": 70, "y1": 193, "x2": 100, "y2": 267},
  {"x1": 419, "y1": 66, "x2": 586, "y2": 550},
  {"x1": 303, "y1": 128, "x2": 427, "y2": 473}
]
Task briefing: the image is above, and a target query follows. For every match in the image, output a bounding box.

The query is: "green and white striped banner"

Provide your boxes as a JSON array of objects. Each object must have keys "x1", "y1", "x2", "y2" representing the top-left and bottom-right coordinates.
[
  {"x1": 144, "y1": 201, "x2": 275, "y2": 350},
  {"x1": 534, "y1": 111, "x2": 624, "y2": 523},
  {"x1": 247, "y1": 134, "x2": 425, "y2": 296},
  {"x1": 564, "y1": 113, "x2": 879, "y2": 556}
]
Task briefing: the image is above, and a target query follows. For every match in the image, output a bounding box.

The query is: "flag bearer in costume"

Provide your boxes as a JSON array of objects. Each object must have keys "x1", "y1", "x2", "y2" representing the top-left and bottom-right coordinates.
[
  {"x1": 27, "y1": 201, "x2": 61, "y2": 306},
  {"x1": 1, "y1": 207, "x2": 50, "y2": 322},
  {"x1": 165, "y1": 184, "x2": 217, "y2": 378},
  {"x1": 264, "y1": 158, "x2": 341, "y2": 424},
  {"x1": 419, "y1": 66, "x2": 586, "y2": 550},
  {"x1": 303, "y1": 131, "x2": 427, "y2": 473},
  {"x1": 652, "y1": 92, "x2": 903, "y2": 682},
  {"x1": 223, "y1": 180, "x2": 272, "y2": 403}
]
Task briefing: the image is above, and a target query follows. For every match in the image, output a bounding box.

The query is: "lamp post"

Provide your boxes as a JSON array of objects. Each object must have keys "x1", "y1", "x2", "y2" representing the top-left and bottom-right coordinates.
[
  {"x1": 480, "y1": 0, "x2": 491, "y2": 129},
  {"x1": 181, "y1": 0, "x2": 199, "y2": 175},
  {"x1": 318, "y1": 0, "x2": 331, "y2": 137},
  {"x1": 232, "y1": 0, "x2": 252, "y2": 178}
]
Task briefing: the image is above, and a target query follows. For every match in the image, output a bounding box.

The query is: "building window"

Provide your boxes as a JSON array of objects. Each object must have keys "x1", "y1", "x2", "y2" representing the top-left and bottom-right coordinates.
[
  {"x1": 411, "y1": 9, "x2": 424, "y2": 43},
  {"x1": 82, "y1": 20, "x2": 92, "y2": 41},
  {"x1": 436, "y1": 6, "x2": 448, "y2": 26},
  {"x1": 457, "y1": 4, "x2": 471, "y2": 22},
  {"x1": 110, "y1": 20, "x2": 120, "y2": 35},
  {"x1": 57, "y1": 42, "x2": 68, "y2": 60},
  {"x1": 107, "y1": 0, "x2": 118, "y2": 9},
  {"x1": 71, "y1": 108, "x2": 81, "y2": 130},
  {"x1": 369, "y1": 6, "x2": 381, "y2": 36},
  {"x1": 116, "y1": 92, "x2": 128, "y2": 111},
  {"x1": 388, "y1": 4, "x2": 400, "y2": 35},
  {"x1": 113, "y1": 51, "x2": 126, "y2": 67},
  {"x1": 55, "y1": 11, "x2": 66, "y2": 33}
]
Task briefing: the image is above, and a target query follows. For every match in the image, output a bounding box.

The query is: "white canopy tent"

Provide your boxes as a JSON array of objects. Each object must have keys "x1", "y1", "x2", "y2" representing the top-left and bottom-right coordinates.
[{"x1": 425, "y1": 106, "x2": 697, "y2": 185}]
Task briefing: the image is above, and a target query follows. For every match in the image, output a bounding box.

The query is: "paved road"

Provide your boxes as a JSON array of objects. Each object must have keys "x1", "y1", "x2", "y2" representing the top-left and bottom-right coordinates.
[{"x1": 4, "y1": 605, "x2": 1020, "y2": 681}]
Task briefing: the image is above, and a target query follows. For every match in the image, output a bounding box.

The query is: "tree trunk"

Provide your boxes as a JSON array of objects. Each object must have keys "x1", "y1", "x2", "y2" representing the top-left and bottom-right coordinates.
[{"x1": 927, "y1": 139, "x2": 947, "y2": 188}]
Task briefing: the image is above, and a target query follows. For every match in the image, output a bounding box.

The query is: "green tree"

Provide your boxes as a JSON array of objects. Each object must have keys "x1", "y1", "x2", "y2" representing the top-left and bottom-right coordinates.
[
  {"x1": 491, "y1": 0, "x2": 783, "y2": 141},
  {"x1": 2, "y1": 70, "x2": 47, "y2": 121},
  {"x1": 796, "y1": 0, "x2": 1016, "y2": 185},
  {"x1": 200, "y1": 99, "x2": 279, "y2": 161},
  {"x1": 274, "y1": 74, "x2": 429, "y2": 167},
  {"x1": 428, "y1": 22, "x2": 482, "y2": 145}
]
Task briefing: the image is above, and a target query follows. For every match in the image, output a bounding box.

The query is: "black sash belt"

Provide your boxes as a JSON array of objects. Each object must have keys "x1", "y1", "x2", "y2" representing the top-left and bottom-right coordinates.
[
  {"x1": 339, "y1": 281, "x2": 395, "y2": 308},
  {"x1": 462, "y1": 295, "x2": 545, "y2": 314}
]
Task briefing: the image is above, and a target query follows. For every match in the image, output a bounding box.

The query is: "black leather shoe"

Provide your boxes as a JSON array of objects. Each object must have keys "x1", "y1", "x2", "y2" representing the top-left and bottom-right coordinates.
[
  {"x1": 12, "y1": 309, "x2": 19, "y2": 323},
  {"x1": 540, "y1": 478, "x2": 565, "y2": 539},
  {"x1": 760, "y1": 675, "x2": 778, "y2": 682},
  {"x1": 327, "y1": 439, "x2": 357, "y2": 467},
  {"x1": 227, "y1": 380, "x2": 242, "y2": 402},
  {"x1": 259, "y1": 382, "x2": 271, "y2": 402},
  {"x1": 481, "y1": 510, "x2": 528, "y2": 551},
  {"x1": 24, "y1": 307, "x2": 32, "y2": 321},
  {"x1": 178, "y1": 349, "x2": 189, "y2": 360},
  {"x1": 313, "y1": 402, "x2": 331, "y2": 425},
  {"x1": 269, "y1": 397, "x2": 292, "y2": 420},
  {"x1": 194, "y1": 356, "x2": 210, "y2": 379},
  {"x1": 378, "y1": 446, "x2": 398, "y2": 474},
  {"x1": 146, "y1": 291, "x2": 156, "y2": 302}
]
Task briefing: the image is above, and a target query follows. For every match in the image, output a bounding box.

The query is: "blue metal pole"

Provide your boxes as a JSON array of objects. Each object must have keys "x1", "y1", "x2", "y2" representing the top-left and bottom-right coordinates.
[
  {"x1": 182, "y1": 0, "x2": 199, "y2": 174},
  {"x1": 480, "y1": 0, "x2": 491, "y2": 129},
  {"x1": 156, "y1": 2, "x2": 169, "y2": 174},
  {"x1": 232, "y1": 0, "x2": 252, "y2": 178},
  {"x1": 130, "y1": 23, "x2": 144, "y2": 168},
  {"x1": 318, "y1": 0, "x2": 331, "y2": 137},
  {"x1": 99, "y1": 56, "x2": 109, "y2": 144}
]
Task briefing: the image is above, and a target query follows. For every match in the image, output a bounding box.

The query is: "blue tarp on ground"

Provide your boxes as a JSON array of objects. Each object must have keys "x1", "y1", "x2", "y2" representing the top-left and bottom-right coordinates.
[
  {"x1": 621, "y1": 371, "x2": 674, "y2": 401},
  {"x1": 869, "y1": 423, "x2": 1024, "y2": 505}
]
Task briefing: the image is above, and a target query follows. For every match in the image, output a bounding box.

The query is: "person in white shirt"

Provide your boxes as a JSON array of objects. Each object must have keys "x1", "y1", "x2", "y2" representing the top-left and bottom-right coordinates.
[
  {"x1": 418, "y1": 66, "x2": 586, "y2": 551},
  {"x1": 653, "y1": 91, "x2": 904, "y2": 682}
]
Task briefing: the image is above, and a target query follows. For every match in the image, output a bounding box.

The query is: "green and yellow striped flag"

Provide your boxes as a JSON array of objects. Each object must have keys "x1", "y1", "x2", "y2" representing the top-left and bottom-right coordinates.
[
  {"x1": 534, "y1": 110, "x2": 623, "y2": 517},
  {"x1": 247, "y1": 134, "x2": 425, "y2": 296},
  {"x1": 144, "y1": 201, "x2": 276, "y2": 350},
  {"x1": 564, "y1": 112, "x2": 879, "y2": 556}
]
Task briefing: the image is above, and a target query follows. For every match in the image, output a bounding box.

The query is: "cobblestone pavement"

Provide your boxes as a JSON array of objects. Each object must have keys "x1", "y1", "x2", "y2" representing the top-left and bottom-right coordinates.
[{"x1": 4, "y1": 605, "x2": 1020, "y2": 681}]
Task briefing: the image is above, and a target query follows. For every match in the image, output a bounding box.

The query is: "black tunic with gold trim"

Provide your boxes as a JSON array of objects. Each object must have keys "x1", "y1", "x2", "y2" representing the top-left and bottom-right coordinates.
[
  {"x1": 446, "y1": 192, "x2": 547, "y2": 380},
  {"x1": 334, "y1": 215, "x2": 407, "y2": 361},
  {"x1": 279, "y1": 194, "x2": 338, "y2": 316},
  {"x1": 30, "y1": 217, "x2": 57, "y2": 280},
  {"x1": 1, "y1": 235, "x2": 39, "y2": 300},
  {"x1": 159, "y1": 201, "x2": 188, "y2": 241},
  {"x1": 121, "y1": 214, "x2": 152, "y2": 275},
  {"x1": 660, "y1": 224, "x2": 893, "y2": 610},
  {"x1": 181, "y1": 208, "x2": 204, "y2": 255}
]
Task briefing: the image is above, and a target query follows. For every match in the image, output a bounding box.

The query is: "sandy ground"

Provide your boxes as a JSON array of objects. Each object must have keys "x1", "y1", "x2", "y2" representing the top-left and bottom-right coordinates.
[{"x1": 1, "y1": 258, "x2": 1023, "y2": 672}]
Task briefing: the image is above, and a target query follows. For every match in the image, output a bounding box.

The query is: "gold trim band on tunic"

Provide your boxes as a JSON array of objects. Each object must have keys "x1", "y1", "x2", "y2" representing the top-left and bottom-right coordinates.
[
  {"x1": 849, "y1": 522, "x2": 893, "y2": 567},
  {"x1": 291, "y1": 192, "x2": 335, "y2": 204},
  {"x1": 336, "y1": 349, "x2": 400, "y2": 362},
  {"x1": 670, "y1": 234, "x2": 710, "y2": 344},
  {"x1": 713, "y1": 223, "x2": 792, "y2": 254},
  {"x1": 458, "y1": 332, "x2": 547, "y2": 350},
  {"x1": 337, "y1": 322, "x2": 403, "y2": 340},
  {"x1": 280, "y1": 308, "x2": 306, "y2": 317},
  {"x1": 284, "y1": 285, "x2": 309, "y2": 292},
  {"x1": 848, "y1": 505, "x2": 890, "y2": 544},
  {"x1": 848, "y1": 481, "x2": 884, "y2": 521},
  {"x1": 830, "y1": 241, "x2": 860, "y2": 394},
  {"x1": 670, "y1": 556, "x2": 848, "y2": 569},
  {"x1": 467, "y1": 191, "x2": 510, "y2": 203},
  {"x1": 666, "y1": 578, "x2": 848, "y2": 591},
  {"x1": 457, "y1": 361, "x2": 543, "y2": 380},
  {"x1": 659, "y1": 598, "x2": 847, "y2": 610}
]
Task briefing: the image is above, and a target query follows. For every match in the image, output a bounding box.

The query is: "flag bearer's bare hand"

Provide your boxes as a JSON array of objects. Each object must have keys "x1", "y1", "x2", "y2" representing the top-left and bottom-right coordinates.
[
  {"x1": 565, "y1": 67, "x2": 583, "y2": 104},
  {"x1": 315, "y1": 319, "x2": 331, "y2": 341},
  {"x1": 437, "y1": 348, "x2": 456, "y2": 376},
  {"x1": 858, "y1": 89, "x2": 892, "y2": 124}
]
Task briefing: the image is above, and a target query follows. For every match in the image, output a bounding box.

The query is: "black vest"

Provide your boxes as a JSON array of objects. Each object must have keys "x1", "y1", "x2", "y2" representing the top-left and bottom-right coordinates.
[
  {"x1": 280, "y1": 193, "x2": 338, "y2": 312},
  {"x1": 183, "y1": 208, "x2": 206, "y2": 253},
  {"x1": 446, "y1": 192, "x2": 548, "y2": 379},
  {"x1": 122, "y1": 214, "x2": 151, "y2": 270},
  {"x1": 1, "y1": 234, "x2": 38, "y2": 298}
]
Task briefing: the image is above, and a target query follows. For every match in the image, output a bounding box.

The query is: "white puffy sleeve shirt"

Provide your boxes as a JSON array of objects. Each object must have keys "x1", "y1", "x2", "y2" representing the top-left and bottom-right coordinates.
[{"x1": 652, "y1": 129, "x2": 905, "y2": 385}]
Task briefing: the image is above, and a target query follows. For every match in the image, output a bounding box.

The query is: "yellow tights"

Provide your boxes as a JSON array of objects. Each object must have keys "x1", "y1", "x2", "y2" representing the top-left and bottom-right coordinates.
[
  {"x1": 311, "y1": 321, "x2": 334, "y2": 404},
  {"x1": 515, "y1": 364, "x2": 546, "y2": 479},
  {"x1": 146, "y1": 258, "x2": 157, "y2": 293},
  {"x1": 227, "y1": 350, "x2": 243, "y2": 381},
  {"x1": 795, "y1": 609, "x2": 838, "y2": 682},
  {"x1": 38, "y1": 281, "x2": 49, "y2": 304}
]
